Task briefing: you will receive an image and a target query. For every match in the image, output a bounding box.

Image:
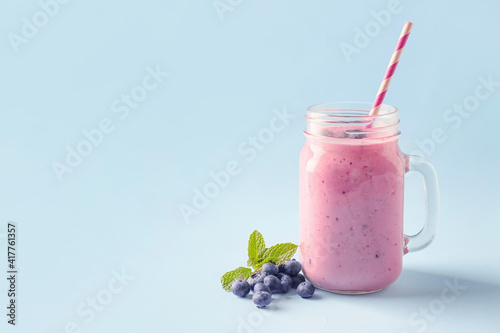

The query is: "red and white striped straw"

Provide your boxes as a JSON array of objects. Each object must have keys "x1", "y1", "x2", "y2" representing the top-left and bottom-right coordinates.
[{"x1": 370, "y1": 21, "x2": 414, "y2": 115}]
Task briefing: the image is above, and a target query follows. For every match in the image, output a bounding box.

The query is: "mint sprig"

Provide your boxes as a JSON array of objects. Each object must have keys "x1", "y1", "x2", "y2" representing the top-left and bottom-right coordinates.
[
  {"x1": 247, "y1": 230, "x2": 266, "y2": 268},
  {"x1": 221, "y1": 230, "x2": 298, "y2": 290},
  {"x1": 255, "y1": 242, "x2": 298, "y2": 269},
  {"x1": 220, "y1": 267, "x2": 253, "y2": 291}
]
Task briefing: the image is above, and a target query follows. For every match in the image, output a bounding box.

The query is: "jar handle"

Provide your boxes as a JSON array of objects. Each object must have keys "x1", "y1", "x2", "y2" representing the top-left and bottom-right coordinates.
[{"x1": 403, "y1": 155, "x2": 440, "y2": 254}]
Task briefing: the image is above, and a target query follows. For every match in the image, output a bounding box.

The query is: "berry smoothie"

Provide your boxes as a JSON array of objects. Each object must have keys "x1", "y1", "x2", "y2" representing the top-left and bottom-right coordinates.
[{"x1": 299, "y1": 134, "x2": 406, "y2": 293}]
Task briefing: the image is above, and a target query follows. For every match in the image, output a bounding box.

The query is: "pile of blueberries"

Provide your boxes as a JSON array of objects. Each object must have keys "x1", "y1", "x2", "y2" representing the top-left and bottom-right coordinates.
[{"x1": 231, "y1": 259, "x2": 316, "y2": 308}]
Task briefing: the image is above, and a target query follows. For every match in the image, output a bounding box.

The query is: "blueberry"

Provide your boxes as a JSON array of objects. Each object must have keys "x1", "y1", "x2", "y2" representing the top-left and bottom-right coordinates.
[
  {"x1": 261, "y1": 262, "x2": 279, "y2": 275},
  {"x1": 248, "y1": 272, "x2": 267, "y2": 291},
  {"x1": 247, "y1": 274, "x2": 257, "y2": 291},
  {"x1": 350, "y1": 133, "x2": 366, "y2": 139},
  {"x1": 297, "y1": 281, "x2": 315, "y2": 298},
  {"x1": 263, "y1": 275, "x2": 282, "y2": 294},
  {"x1": 282, "y1": 259, "x2": 302, "y2": 276},
  {"x1": 255, "y1": 272, "x2": 268, "y2": 284},
  {"x1": 278, "y1": 264, "x2": 285, "y2": 273},
  {"x1": 291, "y1": 273, "x2": 306, "y2": 288},
  {"x1": 231, "y1": 279, "x2": 251, "y2": 297},
  {"x1": 280, "y1": 274, "x2": 293, "y2": 293},
  {"x1": 252, "y1": 291, "x2": 272, "y2": 308},
  {"x1": 253, "y1": 282, "x2": 271, "y2": 294},
  {"x1": 321, "y1": 129, "x2": 334, "y2": 137}
]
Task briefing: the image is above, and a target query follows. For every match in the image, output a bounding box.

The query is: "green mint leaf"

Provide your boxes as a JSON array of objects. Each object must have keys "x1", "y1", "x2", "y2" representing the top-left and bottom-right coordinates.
[
  {"x1": 247, "y1": 230, "x2": 266, "y2": 266},
  {"x1": 221, "y1": 267, "x2": 252, "y2": 291},
  {"x1": 255, "y1": 243, "x2": 298, "y2": 269},
  {"x1": 247, "y1": 257, "x2": 258, "y2": 267}
]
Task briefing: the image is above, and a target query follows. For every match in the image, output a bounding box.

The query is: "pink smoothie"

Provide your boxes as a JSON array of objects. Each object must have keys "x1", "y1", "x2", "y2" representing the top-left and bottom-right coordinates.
[{"x1": 299, "y1": 136, "x2": 406, "y2": 293}]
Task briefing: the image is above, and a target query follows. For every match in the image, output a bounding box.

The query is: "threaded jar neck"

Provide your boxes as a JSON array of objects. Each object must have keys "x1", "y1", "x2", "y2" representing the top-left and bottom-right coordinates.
[{"x1": 305, "y1": 102, "x2": 400, "y2": 143}]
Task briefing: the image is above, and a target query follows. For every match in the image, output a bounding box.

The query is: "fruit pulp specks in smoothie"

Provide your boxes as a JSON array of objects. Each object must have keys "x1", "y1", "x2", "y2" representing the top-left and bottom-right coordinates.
[{"x1": 299, "y1": 138, "x2": 405, "y2": 292}]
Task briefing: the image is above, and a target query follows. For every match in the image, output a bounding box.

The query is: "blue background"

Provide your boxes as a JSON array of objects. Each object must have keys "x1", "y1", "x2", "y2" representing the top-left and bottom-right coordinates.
[{"x1": 1, "y1": 0, "x2": 499, "y2": 332}]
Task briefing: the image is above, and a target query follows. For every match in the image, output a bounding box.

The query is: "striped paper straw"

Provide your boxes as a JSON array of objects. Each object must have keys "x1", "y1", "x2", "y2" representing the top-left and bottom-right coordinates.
[{"x1": 370, "y1": 21, "x2": 413, "y2": 116}]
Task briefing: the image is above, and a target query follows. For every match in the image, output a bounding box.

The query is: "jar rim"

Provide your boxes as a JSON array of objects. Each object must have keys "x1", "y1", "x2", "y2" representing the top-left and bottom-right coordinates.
[
  {"x1": 306, "y1": 102, "x2": 398, "y2": 121},
  {"x1": 304, "y1": 102, "x2": 400, "y2": 141}
]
